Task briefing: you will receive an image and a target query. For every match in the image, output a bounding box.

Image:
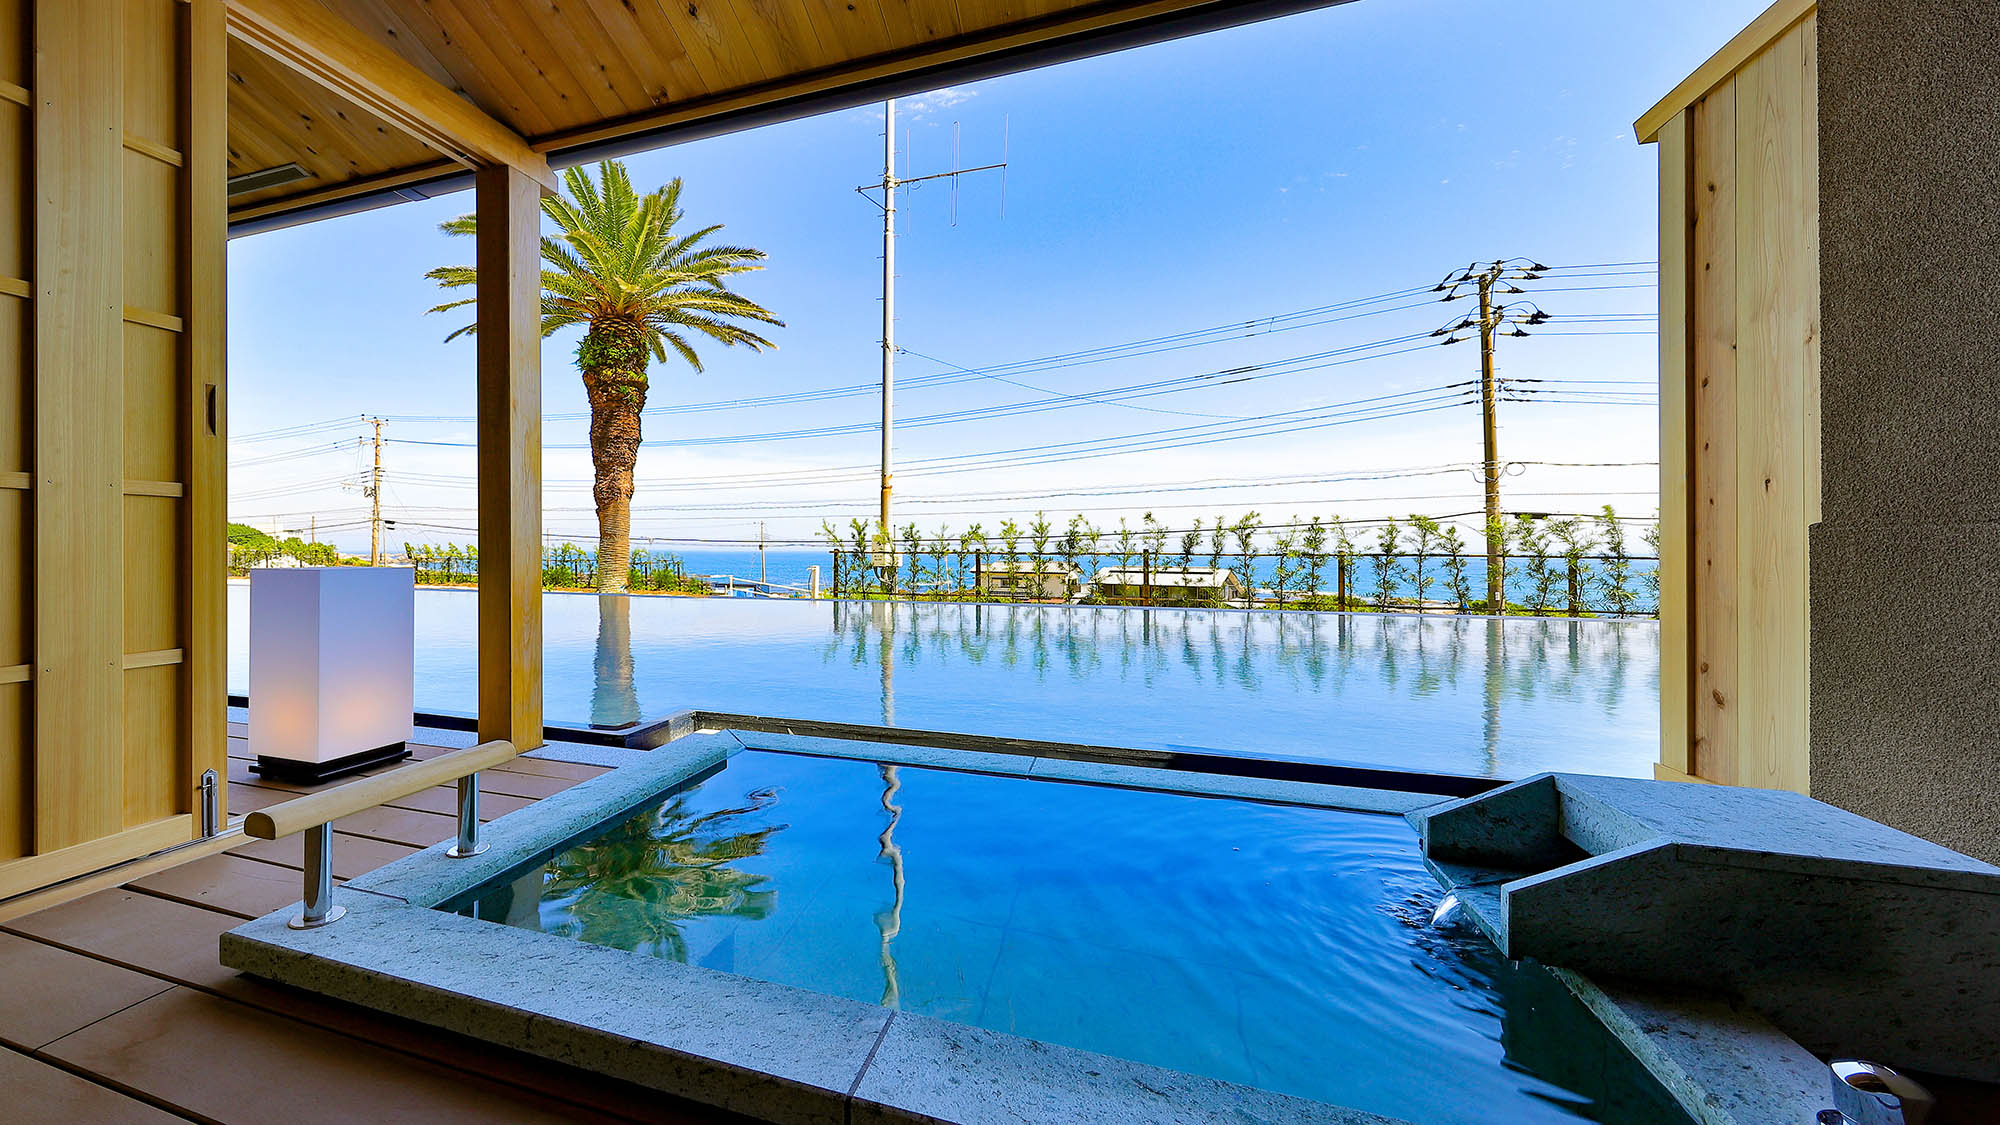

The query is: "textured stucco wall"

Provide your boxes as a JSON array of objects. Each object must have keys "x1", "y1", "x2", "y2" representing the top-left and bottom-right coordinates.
[{"x1": 1811, "y1": 0, "x2": 2000, "y2": 862}]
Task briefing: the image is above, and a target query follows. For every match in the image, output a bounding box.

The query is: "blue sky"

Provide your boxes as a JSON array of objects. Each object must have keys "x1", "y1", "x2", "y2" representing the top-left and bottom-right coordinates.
[{"x1": 228, "y1": 0, "x2": 1770, "y2": 553}]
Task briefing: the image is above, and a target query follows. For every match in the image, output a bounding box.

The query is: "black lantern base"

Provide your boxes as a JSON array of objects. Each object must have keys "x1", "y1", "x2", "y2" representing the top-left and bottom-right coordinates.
[{"x1": 250, "y1": 742, "x2": 410, "y2": 785}]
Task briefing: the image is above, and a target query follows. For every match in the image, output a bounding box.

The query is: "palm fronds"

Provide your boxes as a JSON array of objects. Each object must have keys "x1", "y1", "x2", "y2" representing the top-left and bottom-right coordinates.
[{"x1": 425, "y1": 160, "x2": 782, "y2": 370}]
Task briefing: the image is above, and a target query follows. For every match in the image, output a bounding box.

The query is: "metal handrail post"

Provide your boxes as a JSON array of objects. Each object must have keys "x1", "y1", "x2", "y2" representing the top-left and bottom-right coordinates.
[
  {"x1": 288, "y1": 822, "x2": 345, "y2": 930},
  {"x1": 447, "y1": 773, "x2": 488, "y2": 858}
]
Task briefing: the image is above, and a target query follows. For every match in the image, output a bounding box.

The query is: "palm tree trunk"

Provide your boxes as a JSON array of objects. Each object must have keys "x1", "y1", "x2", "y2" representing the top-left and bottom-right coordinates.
[{"x1": 582, "y1": 319, "x2": 649, "y2": 593}]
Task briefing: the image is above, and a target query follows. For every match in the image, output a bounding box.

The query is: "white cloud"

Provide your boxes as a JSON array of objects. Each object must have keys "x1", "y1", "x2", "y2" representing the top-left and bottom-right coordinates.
[
  {"x1": 899, "y1": 86, "x2": 979, "y2": 121},
  {"x1": 848, "y1": 85, "x2": 977, "y2": 125}
]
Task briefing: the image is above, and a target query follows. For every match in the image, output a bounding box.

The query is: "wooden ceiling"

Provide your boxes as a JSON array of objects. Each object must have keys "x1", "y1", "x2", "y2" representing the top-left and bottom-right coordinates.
[
  {"x1": 227, "y1": 38, "x2": 446, "y2": 209},
  {"x1": 227, "y1": 0, "x2": 1345, "y2": 228}
]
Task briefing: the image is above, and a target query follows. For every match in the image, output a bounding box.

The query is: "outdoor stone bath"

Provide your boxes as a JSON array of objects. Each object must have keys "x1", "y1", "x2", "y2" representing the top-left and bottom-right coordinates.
[{"x1": 1413, "y1": 773, "x2": 2000, "y2": 1085}]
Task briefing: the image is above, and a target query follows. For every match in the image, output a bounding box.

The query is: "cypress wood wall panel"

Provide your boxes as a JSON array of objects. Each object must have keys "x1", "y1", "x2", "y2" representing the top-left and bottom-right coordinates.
[
  {"x1": 1642, "y1": 1, "x2": 1819, "y2": 794},
  {"x1": 1689, "y1": 88, "x2": 1740, "y2": 784},
  {"x1": 0, "y1": 0, "x2": 227, "y2": 901},
  {"x1": 33, "y1": 0, "x2": 130, "y2": 852},
  {"x1": 0, "y1": 0, "x2": 23, "y2": 866}
]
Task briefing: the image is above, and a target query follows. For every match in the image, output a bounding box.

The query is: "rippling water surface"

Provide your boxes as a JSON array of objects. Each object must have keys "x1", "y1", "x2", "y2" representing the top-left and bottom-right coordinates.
[
  {"x1": 454, "y1": 750, "x2": 1687, "y2": 1124},
  {"x1": 228, "y1": 586, "x2": 1658, "y2": 778}
]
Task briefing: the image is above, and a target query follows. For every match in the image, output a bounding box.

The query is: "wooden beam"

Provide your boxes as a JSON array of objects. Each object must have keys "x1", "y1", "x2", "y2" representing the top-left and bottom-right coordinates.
[
  {"x1": 0, "y1": 815, "x2": 196, "y2": 903},
  {"x1": 0, "y1": 823, "x2": 244, "y2": 924},
  {"x1": 123, "y1": 649, "x2": 186, "y2": 672},
  {"x1": 122, "y1": 480, "x2": 186, "y2": 498},
  {"x1": 1635, "y1": 0, "x2": 1815, "y2": 143},
  {"x1": 475, "y1": 165, "x2": 544, "y2": 750},
  {"x1": 224, "y1": 0, "x2": 556, "y2": 192},
  {"x1": 122, "y1": 306, "x2": 185, "y2": 333},
  {"x1": 34, "y1": 0, "x2": 126, "y2": 851}
]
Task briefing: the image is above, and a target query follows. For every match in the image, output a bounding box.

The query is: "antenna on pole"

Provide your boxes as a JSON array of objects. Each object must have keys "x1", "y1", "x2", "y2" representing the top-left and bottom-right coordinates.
[
  {"x1": 853, "y1": 98, "x2": 1008, "y2": 575},
  {"x1": 880, "y1": 99, "x2": 896, "y2": 559}
]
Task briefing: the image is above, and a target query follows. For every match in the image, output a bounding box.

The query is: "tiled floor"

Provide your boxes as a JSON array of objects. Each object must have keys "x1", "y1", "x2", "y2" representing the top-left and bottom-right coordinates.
[{"x1": 0, "y1": 726, "x2": 727, "y2": 1123}]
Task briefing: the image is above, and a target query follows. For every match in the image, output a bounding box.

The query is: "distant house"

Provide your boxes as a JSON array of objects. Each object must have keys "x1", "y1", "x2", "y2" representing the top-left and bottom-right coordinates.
[
  {"x1": 1093, "y1": 566, "x2": 1247, "y2": 607},
  {"x1": 975, "y1": 559, "x2": 1084, "y2": 601}
]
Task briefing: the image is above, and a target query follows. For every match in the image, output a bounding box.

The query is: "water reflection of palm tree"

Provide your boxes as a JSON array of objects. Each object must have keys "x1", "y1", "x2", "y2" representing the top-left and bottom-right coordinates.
[
  {"x1": 542, "y1": 790, "x2": 785, "y2": 961},
  {"x1": 590, "y1": 594, "x2": 641, "y2": 730}
]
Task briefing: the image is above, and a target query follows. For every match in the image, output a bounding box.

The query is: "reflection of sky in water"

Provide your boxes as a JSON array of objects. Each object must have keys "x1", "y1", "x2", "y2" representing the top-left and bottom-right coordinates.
[
  {"x1": 229, "y1": 585, "x2": 1658, "y2": 779},
  {"x1": 456, "y1": 750, "x2": 1688, "y2": 1124}
]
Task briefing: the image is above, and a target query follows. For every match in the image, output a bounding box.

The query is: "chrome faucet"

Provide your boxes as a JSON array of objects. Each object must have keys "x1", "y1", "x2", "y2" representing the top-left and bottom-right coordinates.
[{"x1": 1821, "y1": 1060, "x2": 1935, "y2": 1125}]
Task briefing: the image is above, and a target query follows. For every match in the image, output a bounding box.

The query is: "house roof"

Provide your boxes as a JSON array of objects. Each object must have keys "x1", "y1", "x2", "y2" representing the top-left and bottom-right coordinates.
[
  {"x1": 226, "y1": 0, "x2": 1357, "y2": 233},
  {"x1": 1096, "y1": 566, "x2": 1238, "y2": 587},
  {"x1": 983, "y1": 559, "x2": 1081, "y2": 573}
]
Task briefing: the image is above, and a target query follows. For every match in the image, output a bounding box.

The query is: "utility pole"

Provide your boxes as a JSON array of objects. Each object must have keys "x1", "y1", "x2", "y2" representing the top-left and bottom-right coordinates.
[
  {"x1": 1477, "y1": 271, "x2": 1501, "y2": 610},
  {"x1": 856, "y1": 102, "x2": 1006, "y2": 568},
  {"x1": 1434, "y1": 261, "x2": 1550, "y2": 612},
  {"x1": 366, "y1": 416, "x2": 385, "y2": 566},
  {"x1": 759, "y1": 521, "x2": 768, "y2": 585}
]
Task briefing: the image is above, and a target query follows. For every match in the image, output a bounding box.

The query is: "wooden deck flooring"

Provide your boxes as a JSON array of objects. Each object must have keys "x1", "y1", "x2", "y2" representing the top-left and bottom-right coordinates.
[{"x1": 0, "y1": 727, "x2": 723, "y2": 1123}]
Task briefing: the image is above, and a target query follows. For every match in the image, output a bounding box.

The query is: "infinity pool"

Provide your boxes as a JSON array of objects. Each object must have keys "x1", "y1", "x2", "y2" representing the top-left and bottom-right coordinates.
[
  {"x1": 449, "y1": 749, "x2": 1686, "y2": 1124},
  {"x1": 226, "y1": 584, "x2": 1658, "y2": 778}
]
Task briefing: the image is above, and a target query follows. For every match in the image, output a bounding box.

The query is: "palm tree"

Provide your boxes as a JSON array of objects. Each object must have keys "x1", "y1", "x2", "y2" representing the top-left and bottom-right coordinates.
[{"x1": 427, "y1": 161, "x2": 781, "y2": 591}]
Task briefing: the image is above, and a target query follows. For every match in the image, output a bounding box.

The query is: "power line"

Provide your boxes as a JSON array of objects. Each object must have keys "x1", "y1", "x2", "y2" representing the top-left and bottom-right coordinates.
[
  {"x1": 413, "y1": 502, "x2": 1663, "y2": 547},
  {"x1": 232, "y1": 416, "x2": 370, "y2": 443},
  {"x1": 380, "y1": 336, "x2": 1452, "y2": 452},
  {"x1": 895, "y1": 346, "x2": 1243, "y2": 420},
  {"x1": 1538, "y1": 259, "x2": 1660, "y2": 270},
  {"x1": 348, "y1": 284, "x2": 1446, "y2": 430},
  {"x1": 229, "y1": 439, "x2": 361, "y2": 468}
]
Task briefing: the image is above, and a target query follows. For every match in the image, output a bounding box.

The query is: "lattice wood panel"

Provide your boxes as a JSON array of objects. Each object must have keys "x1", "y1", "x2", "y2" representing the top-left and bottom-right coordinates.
[{"x1": 0, "y1": 0, "x2": 228, "y2": 900}]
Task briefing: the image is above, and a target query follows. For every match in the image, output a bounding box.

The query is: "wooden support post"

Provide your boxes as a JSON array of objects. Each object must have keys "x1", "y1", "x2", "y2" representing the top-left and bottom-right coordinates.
[{"x1": 475, "y1": 164, "x2": 543, "y2": 749}]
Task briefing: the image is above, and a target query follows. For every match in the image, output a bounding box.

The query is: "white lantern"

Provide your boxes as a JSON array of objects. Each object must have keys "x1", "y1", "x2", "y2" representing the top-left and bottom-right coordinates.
[{"x1": 249, "y1": 567, "x2": 415, "y2": 783}]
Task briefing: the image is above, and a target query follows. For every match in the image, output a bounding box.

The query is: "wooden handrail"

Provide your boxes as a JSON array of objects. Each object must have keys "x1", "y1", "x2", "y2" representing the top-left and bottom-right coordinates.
[{"x1": 245, "y1": 740, "x2": 517, "y2": 840}]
